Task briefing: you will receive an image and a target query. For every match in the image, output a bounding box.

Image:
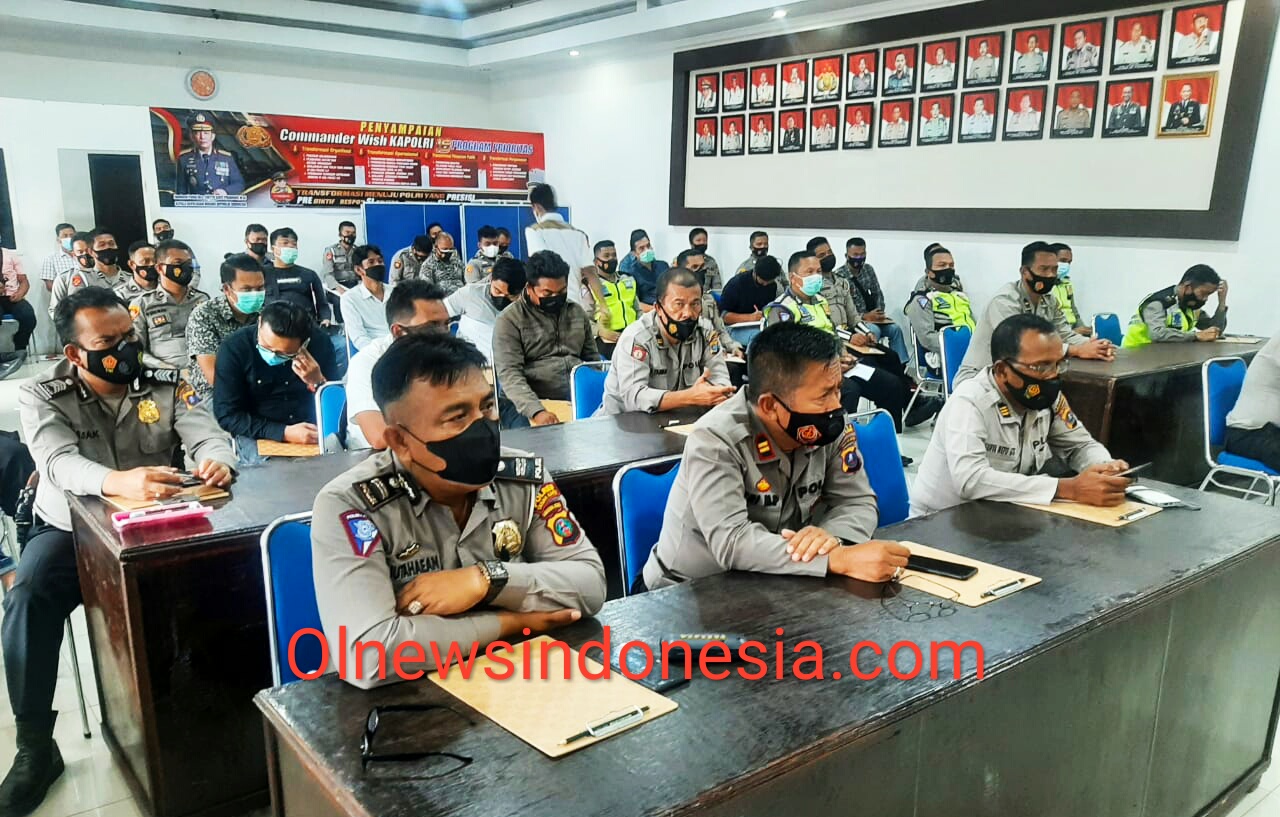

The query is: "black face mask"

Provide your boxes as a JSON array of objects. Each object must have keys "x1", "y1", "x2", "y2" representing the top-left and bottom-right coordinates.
[
  {"x1": 931, "y1": 268, "x2": 956, "y2": 286},
  {"x1": 363, "y1": 264, "x2": 387, "y2": 283},
  {"x1": 1179, "y1": 294, "x2": 1204, "y2": 311},
  {"x1": 249, "y1": 242, "x2": 268, "y2": 257},
  {"x1": 160, "y1": 262, "x2": 194, "y2": 286},
  {"x1": 437, "y1": 250, "x2": 455, "y2": 262},
  {"x1": 774, "y1": 396, "x2": 845, "y2": 447},
  {"x1": 154, "y1": 230, "x2": 175, "y2": 242},
  {"x1": 95, "y1": 249, "x2": 119, "y2": 267},
  {"x1": 1002, "y1": 364, "x2": 1062, "y2": 412},
  {"x1": 134, "y1": 264, "x2": 159, "y2": 283},
  {"x1": 404, "y1": 416, "x2": 502, "y2": 487},
  {"x1": 848, "y1": 255, "x2": 866, "y2": 268},
  {"x1": 819, "y1": 255, "x2": 837, "y2": 274},
  {"x1": 1023, "y1": 270, "x2": 1059, "y2": 295},
  {"x1": 489, "y1": 292, "x2": 511, "y2": 312},
  {"x1": 533, "y1": 291, "x2": 567, "y2": 315},
  {"x1": 81, "y1": 338, "x2": 144, "y2": 385},
  {"x1": 659, "y1": 306, "x2": 699, "y2": 343},
  {"x1": 752, "y1": 246, "x2": 769, "y2": 258},
  {"x1": 341, "y1": 235, "x2": 356, "y2": 246},
  {"x1": 597, "y1": 259, "x2": 618, "y2": 276},
  {"x1": 691, "y1": 243, "x2": 709, "y2": 255},
  {"x1": 75, "y1": 254, "x2": 95, "y2": 269}
]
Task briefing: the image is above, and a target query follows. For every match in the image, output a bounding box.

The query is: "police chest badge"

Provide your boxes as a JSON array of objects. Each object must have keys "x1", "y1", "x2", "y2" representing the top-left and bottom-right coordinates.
[
  {"x1": 492, "y1": 519, "x2": 523, "y2": 559},
  {"x1": 137, "y1": 399, "x2": 160, "y2": 424}
]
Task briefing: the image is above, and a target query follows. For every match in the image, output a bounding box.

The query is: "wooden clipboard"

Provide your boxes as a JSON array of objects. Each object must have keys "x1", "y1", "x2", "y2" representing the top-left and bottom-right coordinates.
[
  {"x1": 1014, "y1": 499, "x2": 1161, "y2": 527},
  {"x1": 256, "y1": 439, "x2": 320, "y2": 458},
  {"x1": 898, "y1": 542, "x2": 1041, "y2": 607},
  {"x1": 105, "y1": 484, "x2": 229, "y2": 512},
  {"x1": 428, "y1": 636, "x2": 678, "y2": 758},
  {"x1": 542, "y1": 400, "x2": 574, "y2": 423}
]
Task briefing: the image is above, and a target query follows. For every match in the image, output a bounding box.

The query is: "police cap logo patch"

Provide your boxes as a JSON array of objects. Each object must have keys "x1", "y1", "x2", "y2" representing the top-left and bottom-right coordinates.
[{"x1": 341, "y1": 510, "x2": 382, "y2": 558}]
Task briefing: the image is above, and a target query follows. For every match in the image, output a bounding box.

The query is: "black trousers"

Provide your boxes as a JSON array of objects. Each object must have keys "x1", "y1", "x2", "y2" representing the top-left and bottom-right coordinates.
[
  {"x1": 1225, "y1": 424, "x2": 1280, "y2": 472},
  {"x1": 1, "y1": 522, "x2": 78, "y2": 719},
  {"x1": 0, "y1": 297, "x2": 37, "y2": 351}
]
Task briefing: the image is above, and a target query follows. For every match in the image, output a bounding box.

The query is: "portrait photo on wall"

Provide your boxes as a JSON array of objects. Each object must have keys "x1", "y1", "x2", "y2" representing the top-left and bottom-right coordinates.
[
  {"x1": 964, "y1": 32, "x2": 1005, "y2": 87},
  {"x1": 721, "y1": 115, "x2": 747, "y2": 155},
  {"x1": 812, "y1": 55, "x2": 843, "y2": 102},
  {"x1": 694, "y1": 117, "x2": 718, "y2": 156},
  {"x1": 879, "y1": 99, "x2": 914, "y2": 147},
  {"x1": 1010, "y1": 25, "x2": 1054, "y2": 83},
  {"x1": 779, "y1": 109, "x2": 807, "y2": 152},
  {"x1": 921, "y1": 37, "x2": 960, "y2": 92},
  {"x1": 882, "y1": 44, "x2": 918, "y2": 96},
  {"x1": 1169, "y1": 2, "x2": 1225, "y2": 67},
  {"x1": 1157, "y1": 71, "x2": 1217, "y2": 137},
  {"x1": 750, "y1": 64, "x2": 777, "y2": 109},
  {"x1": 695, "y1": 74, "x2": 719, "y2": 114},
  {"x1": 959, "y1": 90, "x2": 1000, "y2": 143},
  {"x1": 1060, "y1": 18, "x2": 1105, "y2": 78},
  {"x1": 847, "y1": 50, "x2": 879, "y2": 98},
  {"x1": 780, "y1": 60, "x2": 809, "y2": 106},
  {"x1": 1051, "y1": 82, "x2": 1099, "y2": 139},
  {"x1": 721, "y1": 69, "x2": 748, "y2": 112},
  {"x1": 1111, "y1": 12, "x2": 1162, "y2": 74},
  {"x1": 748, "y1": 112, "x2": 776, "y2": 154},
  {"x1": 843, "y1": 103, "x2": 875, "y2": 149},
  {"x1": 810, "y1": 106, "x2": 840, "y2": 151},
  {"x1": 918, "y1": 94, "x2": 956, "y2": 145},
  {"x1": 1102, "y1": 78, "x2": 1153, "y2": 138},
  {"x1": 1003, "y1": 85, "x2": 1048, "y2": 140}
]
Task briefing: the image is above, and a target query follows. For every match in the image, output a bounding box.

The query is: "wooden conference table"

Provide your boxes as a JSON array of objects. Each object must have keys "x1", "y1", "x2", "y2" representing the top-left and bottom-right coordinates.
[
  {"x1": 1061, "y1": 339, "x2": 1261, "y2": 486},
  {"x1": 255, "y1": 485, "x2": 1280, "y2": 817},
  {"x1": 69, "y1": 410, "x2": 695, "y2": 817}
]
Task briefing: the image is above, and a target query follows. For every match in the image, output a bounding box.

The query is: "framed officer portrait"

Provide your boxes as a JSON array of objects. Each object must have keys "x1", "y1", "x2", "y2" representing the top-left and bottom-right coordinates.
[
  {"x1": 695, "y1": 73, "x2": 720, "y2": 114},
  {"x1": 721, "y1": 69, "x2": 748, "y2": 112},
  {"x1": 878, "y1": 98, "x2": 914, "y2": 147},
  {"x1": 964, "y1": 31, "x2": 1005, "y2": 88},
  {"x1": 693, "y1": 117, "x2": 718, "y2": 156},
  {"x1": 1102, "y1": 78, "x2": 1153, "y2": 138},
  {"x1": 1060, "y1": 18, "x2": 1106, "y2": 78},
  {"x1": 1010, "y1": 24, "x2": 1054, "y2": 83},
  {"x1": 846, "y1": 49, "x2": 879, "y2": 99},
  {"x1": 811, "y1": 55, "x2": 843, "y2": 103},
  {"x1": 809, "y1": 106, "x2": 840, "y2": 152},
  {"x1": 917, "y1": 94, "x2": 956, "y2": 145},
  {"x1": 842, "y1": 103, "x2": 875, "y2": 150},
  {"x1": 720, "y1": 115, "x2": 747, "y2": 156},
  {"x1": 959, "y1": 90, "x2": 1000, "y2": 143},
  {"x1": 1050, "y1": 81, "x2": 1099, "y2": 139},
  {"x1": 882, "y1": 44, "x2": 918, "y2": 97},
  {"x1": 748, "y1": 112, "x2": 776, "y2": 154},
  {"x1": 779, "y1": 109, "x2": 807, "y2": 152},
  {"x1": 1157, "y1": 71, "x2": 1217, "y2": 137},
  {"x1": 780, "y1": 60, "x2": 809, "y2": 107},
  {"x1": 749, "y1": 64, "x2": 777, "y2": 110},
  {"x1": 1003, "y1": 85, "x2": 1048, "y2": 141},
  {"x1": 921, "y1": 37, "x2": 960, "y2": 92},
  {"x1": 1111, "y1": 12, "x2": 1163, "y2": 74},
  {"x1": 1169, "y1": 2, "x2": 1226, "y2": 67}
]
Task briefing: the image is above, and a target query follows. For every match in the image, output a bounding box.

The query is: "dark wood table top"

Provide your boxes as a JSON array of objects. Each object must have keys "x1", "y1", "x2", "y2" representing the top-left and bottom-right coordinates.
[
  {"x1": 501, "y1": 408, "x2": 699, "y2": 478},
  {"x1": 256, "y1": 482, "x2": 1280, "y2": 817},
  {"x1": 1064, "y1": 339, "x2": 1263, "y2": 382}
]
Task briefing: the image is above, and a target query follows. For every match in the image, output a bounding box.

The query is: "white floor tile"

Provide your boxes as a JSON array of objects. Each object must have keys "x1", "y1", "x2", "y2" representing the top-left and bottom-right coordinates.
[
  {"x1": 64, "y1": 799, "x2": 146, "y2": 817},
  {"x1": 1229, "y1": 765, "x2": 1280, "y2": 817},
  {"x1": 28, "y1": 748, "x2": 132, "y2": 817}
]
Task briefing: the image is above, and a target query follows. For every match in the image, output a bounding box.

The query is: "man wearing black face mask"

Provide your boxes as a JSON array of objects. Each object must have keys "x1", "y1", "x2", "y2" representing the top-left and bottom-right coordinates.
[
  {"x1": 955, "y1": 240, "x2": 1115, "y2": 386},
  {"x1": 735, "y1": 230, "x2": 770, "y2": 277},
  {"x1": 3, "y1": 287, "x2": 234, "y2": 815},
  {"x1": 905, "y1": 245, "x2": 976, "y2": 373},
  {"x1": 339, "y1": 245, "x2": 395, "y2": 350},
  {"x1": 447, "y1": 256, "x2": 528, "y2": 328},
  {"x1": 833, "y1": 237, "x2": 910, "y2": 362},
  {"x1": 588, "y1": 239, "x2": 639, "y2": 358},
  {"x1": 677, "y1": 228, "x2": 722, "y2": 290},
  {"x1": 114, "y1": 241, "x2": 159, "y2": 303},
  {"x1": 721, "y1": 252, "x2": 783, "y2": 326},
  {"x1": 311, "y1": 332, "x2": 606, "y2": 688},
  {"x1": 244, "y1": 223, "x2": 270, "y2": 265},
  {"x1": 600, "y1": 268, "x2": 733, "y2": 415},
  {"x1": 322, "y1": 221, "x2": 359, "y2": 294},
  {"x1": 151, "y1": 219, "x2": 201, "y2": 287},
  {"x1": 641, "y1": 322, "x2": 909, "y2": 592},
  {"x1": 421, "y1": 231, "x2": 467, "y2": 296},
  {"x1": 48, "y1": 229, "x2": 129, "y2": 319},
  {"x1": 913, "y1": 314, "x2": 1129, "y2": 516},
  {"x1": 1122, "y1": 264, "x2": 1228, "y2": 348},
  {"x1": 131, "y1": 239, "x2": 210, "y2": 369}
]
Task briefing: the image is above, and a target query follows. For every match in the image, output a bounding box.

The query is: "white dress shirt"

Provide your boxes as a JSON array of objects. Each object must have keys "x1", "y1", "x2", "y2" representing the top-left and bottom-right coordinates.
[
  {"x1": 345, "y1": 333, "x2": 395, "y2": 450},
  {"x1": 523, "y1": 213, "x2": 590, "y2": 308},
  {"x1": 339, "y1": 282, "x2": 394, "y2": 350}
]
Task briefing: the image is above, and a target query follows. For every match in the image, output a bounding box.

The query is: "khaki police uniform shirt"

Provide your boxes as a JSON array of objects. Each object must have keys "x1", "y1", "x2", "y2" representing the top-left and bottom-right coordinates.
[
  {"x1": 911, "y1": 368, "x2": 1112, "y2": 517},
  {"x1": 49, "y1": 266, "x2": 129, "y2": 319},
  {"x1": 642, "y1": 390, "x2": 878, "y2": 590},
  {"x1": 464, "y1": 251, "x2": 513, "y2": 285},
  {"x1": 321, "y1": 242, "x2": 357, "y2": 289},
  {"x1": 819, "y1": 272, "x2": 859, "y2": 329},
  {"x1": 599, "y1": 311, "x2": 731, "y2": 415},
  {"x1": 131, "y1": 286, "x2": 210, "y2": 370},
  {"x1": 310, "y1": 447, "x2": 607, "y2": 688},
  {"x1": 114, "y1": 277, "x2": 153, "y2": 304},
  {"x1": 19, "y1": 360, "x2": 234, "y2": 531},
  {"x1": 954, "y1": 279, "x2": 1087, "y2": 386},
  {"x1": 389, "y1": 246, "x2": 426, "y2": 283}
]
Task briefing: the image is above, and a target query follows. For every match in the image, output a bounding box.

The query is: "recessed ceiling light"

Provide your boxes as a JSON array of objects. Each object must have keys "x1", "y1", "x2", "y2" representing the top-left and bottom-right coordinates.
[
  {"x1": 569, "y1": 50, "x2": 581, "y2": 57},
  {"x1": 772, "y1": 9, "x2": 787, "y2": 19}
]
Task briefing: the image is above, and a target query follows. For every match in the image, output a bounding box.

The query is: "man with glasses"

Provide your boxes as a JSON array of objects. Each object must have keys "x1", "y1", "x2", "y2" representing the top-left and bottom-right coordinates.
[
  {"x1": 912, "y1": 314, "x2": 1130, "y2": 516},
  {"x1": 311, "y1": 331, "x2": 606, "y2": 688},
  {"x1": 213, "y1": 300, "x2": 338, "y2": 465},
  {"x1": 390, "y1": 235, "x2": 433, "y2": 284}
]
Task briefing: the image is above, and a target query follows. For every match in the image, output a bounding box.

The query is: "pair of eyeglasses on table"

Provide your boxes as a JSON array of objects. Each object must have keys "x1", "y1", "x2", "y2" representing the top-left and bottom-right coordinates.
[{"x1": 361, "y1": 704, "x2": 475, "y2": 776}]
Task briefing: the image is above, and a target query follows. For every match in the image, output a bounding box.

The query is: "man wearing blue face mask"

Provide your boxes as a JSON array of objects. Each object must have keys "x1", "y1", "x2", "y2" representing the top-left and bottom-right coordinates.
[
  {"x1": 1049, "y1": 242, "x2": 1091, "y2": 337},
  {"x1": 187, "y1": 254, "x2": 267, "y2": 401},
  {"x1": 213, "y1": 300, "x2": 339, "y2": 465},
  {"x1": 339, "y1": 244, "x2": 395, "y2": 350},
  {"x1": 620, "y1": 230, "x2": 668, "y2": 307},
  {"x1": 264, "y1": 227, "x2": 331, "y2": 326}
]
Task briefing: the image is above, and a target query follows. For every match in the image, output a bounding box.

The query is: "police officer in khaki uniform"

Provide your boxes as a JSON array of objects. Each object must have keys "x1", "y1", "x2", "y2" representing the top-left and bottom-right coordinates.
[
  {"x1": 115, "y1": 240, "x2": 159, "y2": 304},
  {"x1": 679, "y1": 250, "x2": 743, "y2": 359},
  {"x1": 131, "y1": 239, "x2": 209, "y2": 369},
  {"x1": 642, "y1": 323, "x2": 908, "y2": 592},
  {"x1": 677, "y1": 228, "x2": 723, "y2": 291},
  {"x1": 321, "y1": 221, "x2": 359, "y2": 292},
  {"x1": 0, "y1": 286, "x2": 234, "y2": 814},
  {"x1": 390, "y1": 235, "x2": 433, "y2": 284},
  {"x1": 465, "y1": 225, "x2": 510, "y2": 284},
  {"x1": 311, "y1": 332, "x2": 605, "y2": 688},
  {"x1": 904, "y1": 246, "x2": 976, "y2": 372},
  {"x1": 49, "y1": 229, "x2": 130, "y2": 319},
  {"x1": 735, "y1": 231, "x2": 770, "y2": 276},
  {"x1": 913, "y1": 314, "x2": 1128, "y2": 517},
  {"x1": 600, "y1": 267, "x2": 733, "y2": 415}
]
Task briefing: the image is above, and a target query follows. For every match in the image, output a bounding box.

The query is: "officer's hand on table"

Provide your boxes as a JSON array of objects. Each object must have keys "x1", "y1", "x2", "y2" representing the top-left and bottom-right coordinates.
[
  {"x1": 1056, "y1": 464, "x2": 1131, "y2": 506},
  {"x1": 689, "y1": 369, "x2": 734, "y2": 407},
  {"x1": 1071, "y1": 338, "x2": 1116, "y2": 361},
  {"x1": 292, "y1": 348, "x2": 326, "y2": 389},
  {"x1": 827, "y1": 540, "x2": 911, "y2": 582},
  {"x1": 783, "y1": 526, "x2": 840, "y2": 562},
  {"x1": 397, "y1": 566, "x2": 488, "y2": 617},
  {"x1": 1196, "y1": 327, "x2": 1222, "y2": 342},
  {"x1": 498, "y1": 608, "x2": 583, "y2": 637},
  {"x1": 531, "y1": 410, "x2": 561, "y2": 426},
  {"x1": 194, "y1": 459, "x2": 234, "y2": 488},
  {"x1": 284, "y1": 422, "x2": 319, "y2": 445},
  {"x1": 103, "y1": 466, "x2": 185, "y2": 501}
]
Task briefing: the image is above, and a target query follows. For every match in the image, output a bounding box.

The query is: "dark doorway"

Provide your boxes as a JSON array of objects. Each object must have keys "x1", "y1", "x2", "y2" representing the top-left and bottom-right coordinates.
[
  {"x1": 88, "y1": 154, "x2": 146, "y2": 251},
  {"x1": 0, "y1": 150, "x2": 14, "y2": 248}
]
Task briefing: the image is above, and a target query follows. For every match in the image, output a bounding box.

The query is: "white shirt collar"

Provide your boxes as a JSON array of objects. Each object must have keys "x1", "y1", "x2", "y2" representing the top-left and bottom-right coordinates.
[{"x1": 537, "y1": 212, "x2": 565, "y2": 225}]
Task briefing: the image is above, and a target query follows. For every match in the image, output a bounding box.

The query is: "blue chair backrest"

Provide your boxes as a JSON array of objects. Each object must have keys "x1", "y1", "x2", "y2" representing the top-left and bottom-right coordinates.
[
  {"x1": 613, "y1": 457, "x2": 681, "y2": 594},
  {"x1": 571, "y1": 363, "x2": 610, "y2": 419},
  {"x1": 711, "y1": 290, "x2": 723, "y2": 308},
  {"x1": 728, "y1": 322, "x2": 762, "y2": 349},
  {"x1": 851, "y1": 410, "x2": 909, "y2": 526},
  {"x1": 315, "y1": 382, "x2": 347, "y2": 443},
  {"x1": 1093, "y1": 313, "x2": 1123, "y2": 346},
  {"x1": 261, "y1": 516, "x2": 324, "y2": 686},
  {"x1": 1204, "y1": 357, "x2": 1246, "y2": 448},
  {"x1": 941, "y1": 325, "x2": 972, "y2": 394}
]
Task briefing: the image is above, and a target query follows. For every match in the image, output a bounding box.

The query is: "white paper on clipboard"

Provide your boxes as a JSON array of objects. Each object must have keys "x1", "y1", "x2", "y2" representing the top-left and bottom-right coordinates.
[{"x1": 844, "y1": 363, "x2": 875, "y2": 381}]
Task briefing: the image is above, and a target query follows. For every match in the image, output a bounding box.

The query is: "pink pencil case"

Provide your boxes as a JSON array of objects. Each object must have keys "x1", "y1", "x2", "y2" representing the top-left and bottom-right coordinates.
[{"x1": 111, "y1": 501, "x2": 213, "y2": 532}]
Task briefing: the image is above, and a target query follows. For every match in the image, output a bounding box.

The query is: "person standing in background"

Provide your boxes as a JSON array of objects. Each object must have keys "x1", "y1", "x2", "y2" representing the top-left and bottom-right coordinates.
[
  {"x1": 524, "y1": 183, "x2": 600, "y2": 311},
  {"x1": 39, "y1": 224, "x2": 77, "y2": 293}
]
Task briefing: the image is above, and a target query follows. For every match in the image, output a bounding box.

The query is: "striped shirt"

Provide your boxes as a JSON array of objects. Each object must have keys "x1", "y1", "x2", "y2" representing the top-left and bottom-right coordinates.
[{"x1": 40, "y1": 251, "x2": 76, "y2": 282}]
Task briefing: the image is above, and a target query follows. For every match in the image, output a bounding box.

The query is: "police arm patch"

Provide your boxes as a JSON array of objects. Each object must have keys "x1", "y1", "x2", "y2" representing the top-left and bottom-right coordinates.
[
  {"x1": 631, "y1": 344, "x2": 648, "y2": 361},
  {"x1": 533, "y1": 483, "x2": 581, "y2": 546},
  {"x1": 341, "y1": 510, "x2": 382, "y2": 558}
]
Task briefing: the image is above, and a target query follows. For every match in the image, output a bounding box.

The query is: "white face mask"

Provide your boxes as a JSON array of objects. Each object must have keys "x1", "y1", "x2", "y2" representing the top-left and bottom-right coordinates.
[{"x1": 481, "y1": 244, "x2": 499, "y2": 259}]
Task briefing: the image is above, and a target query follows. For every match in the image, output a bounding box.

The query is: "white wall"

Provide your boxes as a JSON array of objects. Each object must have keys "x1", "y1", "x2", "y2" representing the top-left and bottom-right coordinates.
[{"x1": 493, "y1": 37, "x2": 1280, "y2": 337}]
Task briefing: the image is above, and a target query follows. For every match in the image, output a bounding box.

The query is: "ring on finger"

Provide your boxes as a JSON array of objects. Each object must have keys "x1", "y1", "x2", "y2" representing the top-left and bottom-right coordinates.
[
  {"x1": 407, "y1": 600, "x2": 424, "y2": 615},
  {"x1": 892, "y1": 566, "x2": 904, "y2": 582}
]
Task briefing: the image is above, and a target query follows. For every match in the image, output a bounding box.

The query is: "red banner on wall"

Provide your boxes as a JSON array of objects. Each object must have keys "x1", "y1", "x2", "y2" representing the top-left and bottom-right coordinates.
[{"x1": 150, "y1": 107, "x2": 546, "y2": 209}]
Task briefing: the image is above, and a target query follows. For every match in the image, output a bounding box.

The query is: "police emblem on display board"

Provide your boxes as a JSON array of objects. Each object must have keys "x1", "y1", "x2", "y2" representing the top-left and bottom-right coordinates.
[{"x1": 341, "y1": 510, "x2": 382, "y2": 558}]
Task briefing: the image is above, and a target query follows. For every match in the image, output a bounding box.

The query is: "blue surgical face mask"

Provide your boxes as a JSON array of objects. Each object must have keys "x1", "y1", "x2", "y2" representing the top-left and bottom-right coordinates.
[
  {"x1": 278, "y1": 247, "x2": 300, "y2": 265},
  {"x1": 1058, "y1": 262, "x2": 1071, "y2": 278},
  {"x1": 61, "y1": 237, "x2": 74, "y2": 252},
  {"x1": 257, "y1": 345, "x2": 291, "y2": 366},
  {"x1": 800, "y1": 273, "x2": 824, "y2": 297},
  {"x1": 640, "y1": 249, "x2": 656, "y2": 264},
  {"x1": 235, "y1": 291, "x2": 266, "y2": 314}
]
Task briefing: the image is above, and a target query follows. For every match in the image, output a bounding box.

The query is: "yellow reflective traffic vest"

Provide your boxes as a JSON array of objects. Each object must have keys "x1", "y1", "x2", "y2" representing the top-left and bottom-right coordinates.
[
  {"x1": 763, "y1": 292, "x2": 835, "y2": 333},
  {"x1": 1123, "y1": 286, "x2": 1195, "y2": 348},
  {"x1": 1053, "y1": 280, "x2": 1079, "y2": 326},
  {"x1": 597, "y1": 274, "x2": 639, "y2": 332}
]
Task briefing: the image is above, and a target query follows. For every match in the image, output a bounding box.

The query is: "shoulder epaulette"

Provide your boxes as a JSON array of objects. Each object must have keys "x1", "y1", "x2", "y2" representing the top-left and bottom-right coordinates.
[
  {"x1": 215, "y1": 149, "x2": 233, "y2": 156},
  {"x1": 495, "y1": 456, "x2": 544, "y2": 483},
  {"x1": 34, "y1": 377, "x2": 76, "y2": 401},
  {"x1": 145, "y1": 368, "x2": 181, "y2": 385},
  {"x1": 353, "y1": 472, "x2": 421, "y2": 510}
]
